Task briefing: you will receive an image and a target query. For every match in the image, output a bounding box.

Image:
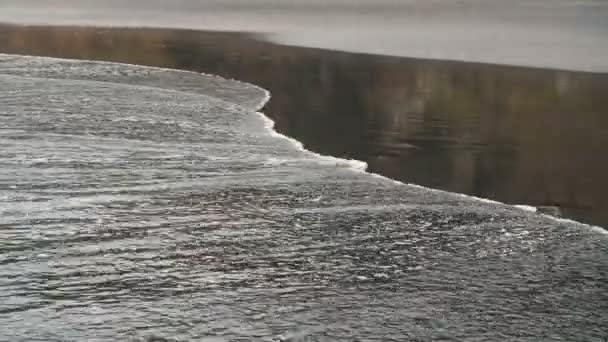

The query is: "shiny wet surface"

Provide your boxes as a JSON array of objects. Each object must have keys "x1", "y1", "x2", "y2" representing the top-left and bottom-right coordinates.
[
  {"x1": 0, "y1": 54, "x2": 607, "y2": 341},
  {"x1": 1, "y1": 25, "x2": 607, "y2": 227}
]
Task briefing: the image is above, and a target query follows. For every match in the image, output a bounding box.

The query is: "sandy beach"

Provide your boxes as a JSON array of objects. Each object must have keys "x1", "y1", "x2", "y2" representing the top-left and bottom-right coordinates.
[{"x1": 1, "y1": 0, "x2": 607, "y2": 72}]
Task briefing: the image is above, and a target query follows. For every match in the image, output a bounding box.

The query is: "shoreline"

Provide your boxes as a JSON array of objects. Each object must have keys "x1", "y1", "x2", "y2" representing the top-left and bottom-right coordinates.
[
  {"x1": 3, "y1": 53, "x2": 605, "y2": 235},
  {"x1": 1, "y1": 24, "x2": 607, "y2": 228}
]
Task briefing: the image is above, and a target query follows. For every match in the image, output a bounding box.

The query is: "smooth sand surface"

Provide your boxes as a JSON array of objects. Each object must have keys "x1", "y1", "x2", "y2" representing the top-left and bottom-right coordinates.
[{"x1": 1, "y1": 0, "x2": 607, "y2": 72}]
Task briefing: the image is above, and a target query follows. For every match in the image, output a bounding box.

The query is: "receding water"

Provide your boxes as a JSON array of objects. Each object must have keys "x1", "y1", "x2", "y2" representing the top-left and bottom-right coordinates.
[{"x1": 0, "y1": 53, "x2": 607, "y2": 341}]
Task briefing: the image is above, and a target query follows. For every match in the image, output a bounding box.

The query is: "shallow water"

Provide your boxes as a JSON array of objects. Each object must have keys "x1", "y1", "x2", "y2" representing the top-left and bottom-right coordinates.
[{"x1": 1, "y1": 55, "x2": 607, "y2": 341}]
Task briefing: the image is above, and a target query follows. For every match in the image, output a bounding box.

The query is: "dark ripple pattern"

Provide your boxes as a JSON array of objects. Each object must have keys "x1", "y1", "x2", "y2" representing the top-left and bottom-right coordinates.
[{"x1": 0, "y1": 55, "x2": 606, "y2": 341}]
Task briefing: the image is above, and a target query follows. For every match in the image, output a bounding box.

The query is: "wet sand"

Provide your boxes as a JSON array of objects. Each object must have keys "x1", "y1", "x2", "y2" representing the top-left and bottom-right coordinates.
[
  {"x1": 1, "y1": 24, "x2": 607, "y2": 228},
  {"x1": 1, "y1": 0, "x2": 608, "y2": 72}
]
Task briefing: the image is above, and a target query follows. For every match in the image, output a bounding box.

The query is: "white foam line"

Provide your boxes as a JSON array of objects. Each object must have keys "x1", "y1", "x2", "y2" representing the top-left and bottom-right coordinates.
[
  {"x1": 257, "y1": 112, "x2": 367, "y2": 172},
  {"x1": 514, "y1": 204, "x2": 538, "y2": 213},
  {"x1": 255, "y1": 97, "x2": 607, "y2": 235}
]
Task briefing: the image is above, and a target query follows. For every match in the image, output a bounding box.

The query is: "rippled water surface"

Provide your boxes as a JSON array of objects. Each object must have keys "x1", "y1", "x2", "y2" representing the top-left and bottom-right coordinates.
[{"x1": 0, "y1": 55, "x2": 607, "y2": 341}]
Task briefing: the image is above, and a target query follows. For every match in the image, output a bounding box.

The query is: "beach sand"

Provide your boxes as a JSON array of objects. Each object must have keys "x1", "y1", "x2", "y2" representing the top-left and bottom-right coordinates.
[{"x1": 0, "y1": 0, "x2": 608, "y2": 72}]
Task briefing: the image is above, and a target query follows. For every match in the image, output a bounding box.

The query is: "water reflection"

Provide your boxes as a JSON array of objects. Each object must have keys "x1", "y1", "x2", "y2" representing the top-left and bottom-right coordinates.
[{"x1": 1, "y1": 24, "x2": 607, "y2": 227}]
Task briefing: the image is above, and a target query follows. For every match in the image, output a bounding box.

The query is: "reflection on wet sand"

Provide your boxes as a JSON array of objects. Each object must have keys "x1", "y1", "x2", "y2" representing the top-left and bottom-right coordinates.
[{"x1": 1, "y1": 24, "x2": 607, "y2": 227}]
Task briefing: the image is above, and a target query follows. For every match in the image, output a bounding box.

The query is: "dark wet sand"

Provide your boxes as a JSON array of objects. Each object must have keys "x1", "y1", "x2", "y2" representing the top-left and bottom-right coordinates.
[
  {"x1": 2, "y1": 0, "x2": 608, "y2": 72},
  {"x1": 1, "y1": 24, "x2": 607, "y2": 228}
]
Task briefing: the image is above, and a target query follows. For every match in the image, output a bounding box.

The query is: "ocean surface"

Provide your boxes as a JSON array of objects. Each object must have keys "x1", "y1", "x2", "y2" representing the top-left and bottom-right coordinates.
[{"x1": 1, "y1": 55, "x2": 607, "y2": 341}]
